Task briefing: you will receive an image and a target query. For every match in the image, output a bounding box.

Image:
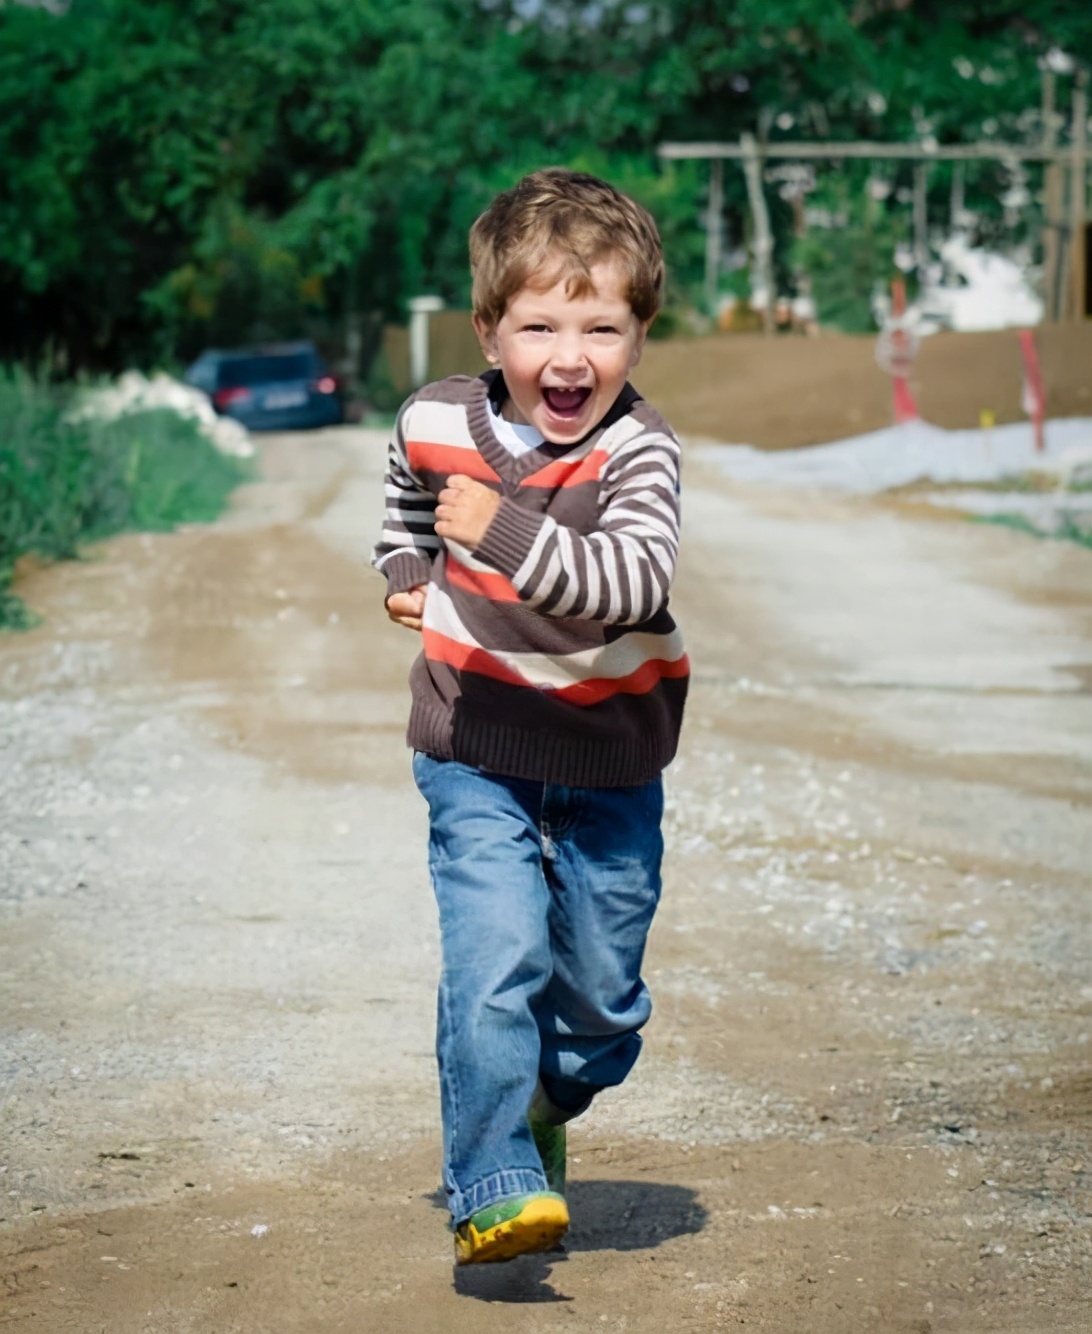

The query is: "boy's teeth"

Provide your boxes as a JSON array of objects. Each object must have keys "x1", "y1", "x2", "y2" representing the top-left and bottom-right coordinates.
[{"x1": 544, "y1": 387, "x2": 590, "y2": 414}]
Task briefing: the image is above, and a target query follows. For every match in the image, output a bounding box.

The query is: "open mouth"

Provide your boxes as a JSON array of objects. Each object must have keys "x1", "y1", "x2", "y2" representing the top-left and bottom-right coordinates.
[{"x1": 542, "y1": 386, "x2": 592, "y2": 419}]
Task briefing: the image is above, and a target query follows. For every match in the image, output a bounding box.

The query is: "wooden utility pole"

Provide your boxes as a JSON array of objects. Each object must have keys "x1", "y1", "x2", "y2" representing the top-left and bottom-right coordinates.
[
  {"x1": 1069, "y1": 70, "x2": 1088, "y2": 321},
  {"x1": 741, "y1": 133, "x2": 775, "y2": 335},
  {"x1": 1041, "y1": 70, "x2": 1064, "y2": 321},
  {"x1": 704, "y1": 158, "x2": 724, "y2": 317},
  {"x1": 913, "y1": 162, "x2": 930, "y2": 275},
  {"x1": 950, "y1": 162, "x2": 965, "y2": 230}
]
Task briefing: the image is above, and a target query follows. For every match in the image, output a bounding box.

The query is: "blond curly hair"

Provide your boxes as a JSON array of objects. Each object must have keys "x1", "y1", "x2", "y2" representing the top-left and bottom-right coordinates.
[{"x1": 469, "y1": 168, "x2": 664, "y2": 329}]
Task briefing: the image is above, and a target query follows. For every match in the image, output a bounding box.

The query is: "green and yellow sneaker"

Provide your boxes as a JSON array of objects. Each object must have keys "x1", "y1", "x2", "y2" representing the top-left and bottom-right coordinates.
[{"x1": 454, "y1": 1191, "x2": 569, "y2": 1266}]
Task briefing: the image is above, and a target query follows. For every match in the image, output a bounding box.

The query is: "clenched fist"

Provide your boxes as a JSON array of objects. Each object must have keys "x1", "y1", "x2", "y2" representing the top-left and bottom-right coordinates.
[
  {"x1": 435, "y1": 474, "x2": 501, "y2": 549},
  {"x1": 386, "y1": 584, "x2": 427, "y2": 631}
]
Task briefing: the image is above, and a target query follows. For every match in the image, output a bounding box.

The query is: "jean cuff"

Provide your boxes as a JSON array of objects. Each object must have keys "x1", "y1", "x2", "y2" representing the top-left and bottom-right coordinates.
[
  {"x1": 450, "y1": 1167, "x2": 549, "y2": 1226},
  {"x1": 538, "y1": 1073, "x2": 596, "y2": 1123},
  {"x1": 531, "y1": 1078, "x2": 592, "y2": 1126}
]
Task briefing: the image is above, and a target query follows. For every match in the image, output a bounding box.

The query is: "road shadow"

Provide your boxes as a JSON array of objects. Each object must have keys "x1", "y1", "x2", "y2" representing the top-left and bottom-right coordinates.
[
  {"x1": 453, "y1": 1250, "x2": 573, "y2": 1304},
  {"x1": 449, "y1": 1179, "x2": 707, "y2": 1304}
]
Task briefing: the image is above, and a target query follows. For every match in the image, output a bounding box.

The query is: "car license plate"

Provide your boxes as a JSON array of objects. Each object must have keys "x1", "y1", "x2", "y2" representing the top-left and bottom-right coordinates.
[{"x1": 263, "y1": 389, "x2": 307, "y2": 409}]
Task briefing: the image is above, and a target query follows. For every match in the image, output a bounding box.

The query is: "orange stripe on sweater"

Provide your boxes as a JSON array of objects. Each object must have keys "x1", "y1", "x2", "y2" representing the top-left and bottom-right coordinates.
[
  {"x1": 407, "y1": 440, "x2": 499, "y2": 482},
  {"x1": 423, "y1": 630, "x2": 691, "y2": 705},
  {"x1": 521, "y1": 449, "x2": 610, "y2": 489},
  {"x1": 422, "y1": 631, "x2": 527, "y2": 689},
  {"x1": 554, "y1": 653, "x2": 690, "y2": 705},
  {"x1": 446, "y1": 556, "x2": 522, "y2": 603}
]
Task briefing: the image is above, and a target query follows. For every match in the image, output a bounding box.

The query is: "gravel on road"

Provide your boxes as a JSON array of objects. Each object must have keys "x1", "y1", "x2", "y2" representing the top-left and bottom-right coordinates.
[{"x1": 2, "y1": 426, "x2": 1090, "y2": 1332}]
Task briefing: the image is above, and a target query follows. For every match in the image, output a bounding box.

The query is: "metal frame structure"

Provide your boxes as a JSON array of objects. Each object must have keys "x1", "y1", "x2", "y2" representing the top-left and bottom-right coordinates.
[{"x1": 661, "y1": 71, "x2": 1089, "y2": 331}]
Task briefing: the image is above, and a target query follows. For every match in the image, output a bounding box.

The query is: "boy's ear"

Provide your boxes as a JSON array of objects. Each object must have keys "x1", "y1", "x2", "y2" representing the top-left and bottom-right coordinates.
[
  {"x1": 628, "y1": 321, "x2": 650, "y2": 370},
  {"x1": 472, "y1": 314, "x2": 500, "y2": 365}
]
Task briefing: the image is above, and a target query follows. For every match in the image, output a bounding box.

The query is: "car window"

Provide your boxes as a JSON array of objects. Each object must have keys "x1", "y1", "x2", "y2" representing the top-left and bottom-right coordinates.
[
  {"x1": 217, "y1": 353, "x2": 315, "y2": 388},
  {"x1": 185, "y1": 357, "x2": 218, "y2": 393}
]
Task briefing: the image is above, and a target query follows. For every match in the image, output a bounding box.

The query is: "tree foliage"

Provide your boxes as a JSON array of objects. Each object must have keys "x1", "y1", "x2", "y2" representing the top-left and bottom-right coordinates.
[{"x1": 0, "y1": 0, "x2": 1088, "y2": 367}]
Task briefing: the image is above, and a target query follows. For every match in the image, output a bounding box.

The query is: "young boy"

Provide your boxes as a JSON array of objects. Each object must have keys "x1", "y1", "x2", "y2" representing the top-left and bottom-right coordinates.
[{"x1": 372, "y1": 168, "x2": 689, "y2": 1265}]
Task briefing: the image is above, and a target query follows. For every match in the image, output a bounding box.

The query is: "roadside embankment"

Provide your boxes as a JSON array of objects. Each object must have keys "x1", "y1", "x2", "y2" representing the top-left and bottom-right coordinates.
[
  {"x1": 0, "y1": 372, "x2": 249, "y2": 628},
  {"x1": 379, "y1": 314, "x2": 1092, "y2": 451}
]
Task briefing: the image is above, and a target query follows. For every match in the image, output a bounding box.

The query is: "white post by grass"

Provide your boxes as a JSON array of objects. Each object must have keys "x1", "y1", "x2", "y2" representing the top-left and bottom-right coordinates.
[{"x1": 409, "y1": 295, "x2": 444, "y2": 388}]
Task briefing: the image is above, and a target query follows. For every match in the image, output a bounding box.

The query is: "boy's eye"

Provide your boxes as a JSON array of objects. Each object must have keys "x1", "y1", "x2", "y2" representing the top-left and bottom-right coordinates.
[
  {"x1": 591, "y1": 325, "x2": 620, "y2": 335},
  {"x1": 522, "y1": 324, "x2": 551, "y2": 333}
]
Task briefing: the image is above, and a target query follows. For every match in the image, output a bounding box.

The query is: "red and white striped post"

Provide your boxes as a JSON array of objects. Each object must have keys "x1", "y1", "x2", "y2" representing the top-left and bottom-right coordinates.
[
  {"x1": 875, "y1": 278, "x2": 921, "y2": 424},
  {"x1": 1018, "y1": 328, "x2": 1046, "y2": 453}
]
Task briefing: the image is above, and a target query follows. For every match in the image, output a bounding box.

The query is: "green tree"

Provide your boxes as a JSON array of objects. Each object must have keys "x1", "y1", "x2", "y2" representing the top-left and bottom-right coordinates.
[{"x1": 1, "y1": 0, "x2": 1089, "y2": 369}]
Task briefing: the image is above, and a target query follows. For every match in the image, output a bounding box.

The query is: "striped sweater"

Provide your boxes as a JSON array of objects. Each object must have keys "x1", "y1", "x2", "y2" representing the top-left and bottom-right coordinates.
[{"x1": 372, "y1": 371, "x2": 688, "y2": 787}]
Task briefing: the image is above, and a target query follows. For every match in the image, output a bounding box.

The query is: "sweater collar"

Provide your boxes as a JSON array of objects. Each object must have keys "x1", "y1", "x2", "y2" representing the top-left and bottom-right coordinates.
[{"x1": 467, "y1": 370, "x2": 643, "y2": 483}]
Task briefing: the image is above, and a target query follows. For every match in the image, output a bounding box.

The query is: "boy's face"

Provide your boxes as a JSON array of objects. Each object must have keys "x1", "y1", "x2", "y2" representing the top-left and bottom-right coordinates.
[{"x1": 473, "y1": 260, "x2": 647, "y2": 444}]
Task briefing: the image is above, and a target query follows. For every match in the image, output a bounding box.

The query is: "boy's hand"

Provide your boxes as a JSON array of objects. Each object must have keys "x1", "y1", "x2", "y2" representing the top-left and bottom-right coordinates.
[
  {"x1": 435, "y1": 475, "x2": 501, "y2": 549},
  {"x1": 386, "y1": 584, "x2": 427, "y2": 631}
]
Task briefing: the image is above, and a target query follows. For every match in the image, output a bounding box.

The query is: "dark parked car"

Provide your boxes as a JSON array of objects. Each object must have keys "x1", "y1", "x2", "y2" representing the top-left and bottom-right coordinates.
[{"x1": 184, "y1": 341, "x2": 343, "y2": 431}]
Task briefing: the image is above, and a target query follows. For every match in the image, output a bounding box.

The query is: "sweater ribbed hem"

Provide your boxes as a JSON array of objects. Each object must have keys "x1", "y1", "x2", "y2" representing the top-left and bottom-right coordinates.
[
  {"x1": 475, "y1": 498, "x2": 546, "y2": 580},
  {"x1": 407, "y1": 695, "x2": 676, "y2": 789},
  {"x1": 379, "y1": 550, "x2": 433, "y2": 599}
]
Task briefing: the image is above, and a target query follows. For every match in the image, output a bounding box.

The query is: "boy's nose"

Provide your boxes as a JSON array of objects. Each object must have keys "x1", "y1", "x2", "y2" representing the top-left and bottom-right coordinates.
[{"x1": 550, "y1": 334, "x2": 588, "y2": 374}]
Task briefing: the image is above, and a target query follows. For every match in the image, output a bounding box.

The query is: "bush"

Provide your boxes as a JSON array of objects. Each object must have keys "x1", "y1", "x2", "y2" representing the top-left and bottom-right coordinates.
[
  {"x1": 793, "y1": 177, "x2": 906, "y2": 334},
  {"x1": 0, "y1": 371, "x2": 249, "y2": 628}
]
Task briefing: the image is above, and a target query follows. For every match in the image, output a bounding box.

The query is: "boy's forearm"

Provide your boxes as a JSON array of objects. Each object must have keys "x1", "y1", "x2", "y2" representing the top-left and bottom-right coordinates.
[
  {"x1": 472, "y1": 433, "x2": 681, "y2": 624},
  {"x1": 476, "y1": 499, "x2": 678, "y2": 627},
  {"x1": 372, "y1": 416, "x2": 441, "y2": 595},
  {"x1": 376, "y1": 548, "x2": 434, "y2": 599}
]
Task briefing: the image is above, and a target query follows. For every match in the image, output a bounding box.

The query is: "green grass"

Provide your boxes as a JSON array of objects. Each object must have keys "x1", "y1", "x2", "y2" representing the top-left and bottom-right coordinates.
[
  {"x1": 361, "y1": 408, "x2": 398, "y2": 431},
  {"x1": 0, "y1": 370, "x2": 250, "y2": 629},
  {"x1": 973, "y1": 511, "x2": 1092, "y2": 552}
]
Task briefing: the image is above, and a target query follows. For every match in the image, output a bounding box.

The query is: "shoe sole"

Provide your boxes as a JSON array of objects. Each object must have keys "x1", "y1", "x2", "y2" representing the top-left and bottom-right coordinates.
[{"x1": 455, "y1": 1195, "x2": 570, "y2": 1266}]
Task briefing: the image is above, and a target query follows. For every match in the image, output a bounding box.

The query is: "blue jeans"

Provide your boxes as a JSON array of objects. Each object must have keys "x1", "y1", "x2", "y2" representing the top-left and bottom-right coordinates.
[{"x1": 412, "y1": 753, "x2": 664, "y2": 1224}]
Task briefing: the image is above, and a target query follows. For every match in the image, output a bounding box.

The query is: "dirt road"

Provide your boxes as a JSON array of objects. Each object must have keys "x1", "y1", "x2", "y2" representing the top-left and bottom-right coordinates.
[{"x1": 2, "y1": 427, "x2": 1090, "y2": 1333}]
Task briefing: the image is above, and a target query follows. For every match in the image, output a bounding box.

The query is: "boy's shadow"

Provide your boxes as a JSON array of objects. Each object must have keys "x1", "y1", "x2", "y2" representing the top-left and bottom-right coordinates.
[{"x1": 437, "y1": 1180, "x2": 707, "y2": 1304}]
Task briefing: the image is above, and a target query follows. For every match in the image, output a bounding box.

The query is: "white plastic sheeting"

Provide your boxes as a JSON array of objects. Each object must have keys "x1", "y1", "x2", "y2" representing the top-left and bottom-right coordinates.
[
  {"x1": 693, "y1": 417, "x2": 1092, "y2": 494},
  {"x1": 71, "y1": 371, "x2": 254, "y2": 458},
  {"x1": 914, "y1": 237, "x2": 1044, "y2": 334}
]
